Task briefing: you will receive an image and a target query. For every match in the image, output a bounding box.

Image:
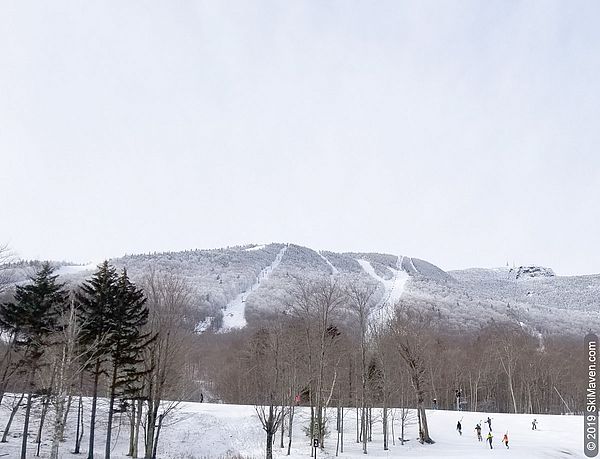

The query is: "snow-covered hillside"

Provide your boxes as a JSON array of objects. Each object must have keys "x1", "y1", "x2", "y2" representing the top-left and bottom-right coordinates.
[
  {"x1": 3, "y1": 244, "x2": 600, "y2": 335},
  {"x1": 0, "y1": 396, "x2": 585, "y2": 458}
]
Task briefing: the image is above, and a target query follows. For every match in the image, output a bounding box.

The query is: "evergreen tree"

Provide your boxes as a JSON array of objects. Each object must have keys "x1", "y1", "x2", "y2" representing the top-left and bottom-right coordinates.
[
  {"x1": 0, "y1": 262, "x2": 68, "y2": 459},
  {"x1": 76, "y1": 260, "x2": 119, "y2": 459},
  {"x1": 104, "y1": 268, "x2": 152, "y2": 459}
]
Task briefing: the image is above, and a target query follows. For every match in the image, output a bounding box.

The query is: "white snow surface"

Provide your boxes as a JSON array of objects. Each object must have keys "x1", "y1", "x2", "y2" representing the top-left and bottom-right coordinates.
[
  {"x1": 0, "y1": 395, "x2": 585, "y2": 458},
  {"x1": 357, "y1": 256, "x2": 409, "y2": 323},
  {"x1": 220, "y1": 245, "x2": 288, "y2": 332}
]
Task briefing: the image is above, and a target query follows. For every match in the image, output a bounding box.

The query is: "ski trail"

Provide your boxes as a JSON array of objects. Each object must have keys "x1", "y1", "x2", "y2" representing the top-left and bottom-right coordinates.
[
  {"x1": 356, "y1": 256, "x2": 409, "y2": 324},
  {"x1": 318, "y1": 251, "x2": 339, "y2": 276},
  {"x1": 409, "y1": 257, "x2": 419, "y2": 275},
  {"x1": 219, "y1": 245, "x2": 288, "y2": 332}
]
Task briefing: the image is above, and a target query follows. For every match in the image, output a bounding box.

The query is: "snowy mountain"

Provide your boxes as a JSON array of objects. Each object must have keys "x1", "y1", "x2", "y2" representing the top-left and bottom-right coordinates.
[{"x1": 3, "y1": 243, "x2": 599, "y2": 335}]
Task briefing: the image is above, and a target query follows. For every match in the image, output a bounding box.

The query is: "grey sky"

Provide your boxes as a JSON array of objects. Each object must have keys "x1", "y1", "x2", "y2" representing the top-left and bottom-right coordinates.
[{"x1": 1, "y1": 1, "x2": 599, "y2": 275}]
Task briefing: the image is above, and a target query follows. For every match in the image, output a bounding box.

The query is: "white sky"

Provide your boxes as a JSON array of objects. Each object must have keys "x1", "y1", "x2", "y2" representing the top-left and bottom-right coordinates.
[{"x1": 1, "y1": 1, "x2": 599, "y2": 275}]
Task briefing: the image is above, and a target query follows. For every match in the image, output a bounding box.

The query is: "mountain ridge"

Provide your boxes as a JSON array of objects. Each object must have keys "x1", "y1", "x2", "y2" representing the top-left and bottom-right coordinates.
[{"x1": 3, "y1": 242, "x2": 599, "y2": 335}]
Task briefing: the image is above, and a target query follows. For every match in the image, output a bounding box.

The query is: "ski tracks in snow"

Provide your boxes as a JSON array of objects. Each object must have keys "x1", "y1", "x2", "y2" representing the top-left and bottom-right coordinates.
[{"x1": 219, "y1": 245, "x2": 288, "y2": 332}]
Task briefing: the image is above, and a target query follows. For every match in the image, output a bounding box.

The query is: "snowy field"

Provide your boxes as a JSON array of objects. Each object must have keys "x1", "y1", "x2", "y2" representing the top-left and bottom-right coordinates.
[{"x1": 0, "y1": 397, "x2": 585, "y2": 458}]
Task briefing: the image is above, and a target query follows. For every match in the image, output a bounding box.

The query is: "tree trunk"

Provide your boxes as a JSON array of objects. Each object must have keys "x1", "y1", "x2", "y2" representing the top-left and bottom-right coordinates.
[
  {"x1": 36, "y1": 391, "x2": 52, "y2": 456},
  {"x1": 418, "y1": 404, "x2": 433, "y2": 444},
  {"x1": 133, "y1": 398, "x2": 143, "y2": 457},
  {"x1": 508, "y1": 371, "x2": 518, "y2": 413},
  {"x1": 336, "y1": 403, "x2": 340, "y2": 457},
  {"x1": 279, "y1": 405, "x2": 285, "y2": 449},
  {"x1": 400, "y1": 410, "x2": 405, "y2": 445},
  {"x1": 361, "y1": 406, "x2": 367, "y2": 453},
  {"x1": 105, "y1": 364, "x2": 118, "y2": 459},
  {"x1": 61, "y1": 394, "x2": 73, "y2": 441},
  {"x1": 286, "y1": 404, "x2": 294, "y2": 456},
  {"x1": 266, "y1": 429, "x2": 273, "y2": 459},
  {"x1": 355, "y1": 407, "x2": 359, "y2": 443},
  {"x1": 87, "y1": 360, "x2": 101, "y2": 459},
  {"x1": 391, "y1": 411, "x2": 395, "y2": 446},
  {"x1": 340, "y1": 406, "x2": 344, "y2": 453},
  {"x1": 21, "y1": 391, "x2": 33, "y2": 459},
  {"x1": 74, "y1": 393, "x2": 83, "y2": 453},
  {"x1": 383, "y1": 406, "x2": 388, "y2": 450},
  {"x1": 151, "y1": 414, "x2": 164, "y2": 459},
  {"x1": 1, "y1": 392, "x2": 24, "y2": 442},
  {"x1": 145, "y1": 398, "x2": 158, "y2": 459},
  {"x1": 128, "y1": 399, "x2": 136, "y2": 456}
]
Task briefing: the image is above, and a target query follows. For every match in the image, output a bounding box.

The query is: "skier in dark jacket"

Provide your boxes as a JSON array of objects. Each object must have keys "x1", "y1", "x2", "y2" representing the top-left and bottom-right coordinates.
[
  {"x1": 486, "y1": 416, "x2": 492, "y2": 431},
  {"x1": 532, "y1": 418, "x2": 537, "y2": 430},
  {"x1": 456, "y1": 420, "x2": 462, "y2": 435},
  {"x1": 475, "y1": 424, "x2": 482, "y2": 441}
]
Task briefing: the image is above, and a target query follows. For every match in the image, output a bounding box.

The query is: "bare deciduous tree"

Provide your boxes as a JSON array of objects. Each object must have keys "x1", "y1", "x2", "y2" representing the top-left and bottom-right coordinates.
[
  {"x1": 389, "y1": 302, "x2": 435, "y2": 444},
  {"x1": 141, "y1": 268, "x2": 196, "y2": 459}
]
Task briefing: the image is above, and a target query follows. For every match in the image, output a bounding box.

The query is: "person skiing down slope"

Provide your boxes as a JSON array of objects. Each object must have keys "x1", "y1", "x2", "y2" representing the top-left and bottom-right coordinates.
[
  {"x1": 457, "y1": 420, "x2": 462, "y2": 435},
  {"x1": 486, "y1": 432, "x2": 493, "y2": 449},
  {"x1": 502, "y1": 433, "x2": 509, "y2": 449},
  {"x1": 486, "y1": 416, "x2": 493, "y2": 431},
  {"x1": 532, "y1": 419, "x2": 537, "y2": 430},
  {"x1": 475, "y1": 424, "x2": 482, "y2": 441}
]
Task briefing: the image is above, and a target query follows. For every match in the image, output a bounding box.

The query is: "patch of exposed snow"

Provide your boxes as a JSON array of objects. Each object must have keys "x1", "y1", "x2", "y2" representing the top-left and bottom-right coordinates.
[
  {"x1": 244, "y1": 244, "x2": 266, "y2": 251},
  {"x1": 195, "y1": 316, "x2": 214, "y2": 333}
]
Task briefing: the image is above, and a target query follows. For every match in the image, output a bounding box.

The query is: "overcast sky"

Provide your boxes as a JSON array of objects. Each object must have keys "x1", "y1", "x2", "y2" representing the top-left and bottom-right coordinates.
[{"x1": 1, "y1": 1, "x2": 599, "y2": 275}]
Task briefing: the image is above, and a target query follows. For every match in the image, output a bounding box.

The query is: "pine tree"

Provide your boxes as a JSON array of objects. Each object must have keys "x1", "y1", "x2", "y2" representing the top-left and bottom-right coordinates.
[
  {"x1": 0, "y1": 262, "x2": 68, "y2": 459},
  {"x1": 104, "y1": 268, "x2": 152, "y2": 459},
  {"x1": 76, "y1": 260, "x2": 119, "y2": 459}
]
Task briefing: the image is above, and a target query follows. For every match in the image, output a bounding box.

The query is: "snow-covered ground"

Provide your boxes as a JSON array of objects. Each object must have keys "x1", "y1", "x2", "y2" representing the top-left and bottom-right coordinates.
[
  {"x1": 220, "y1": 245, "x2": 288, "y2": 331},
  {"x1": 356, "y1": 257, "x2": 410, "y2": 324},
  {"x1": 0, "y1": 395, "x2": 585, "y2": 458}
]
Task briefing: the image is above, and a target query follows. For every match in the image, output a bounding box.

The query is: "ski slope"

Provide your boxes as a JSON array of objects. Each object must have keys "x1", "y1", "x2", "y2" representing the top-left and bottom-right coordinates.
[
  {"x1": 220, "y1": 245, "x2": 288, "y2": 332},
  {"x1": 357, "y1": 256, "x2": 410, "y2": 323},
  {"x1": 319, "y1": 251, "x2": 339, "y2": 275},
  {"x1": 0, "y1": 396, "x2": 585, "y2": 459}
]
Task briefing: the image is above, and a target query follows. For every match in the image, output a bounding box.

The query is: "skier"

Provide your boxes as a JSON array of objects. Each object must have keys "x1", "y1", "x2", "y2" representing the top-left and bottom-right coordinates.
[
  {"x1": 475, "y1": 424, "x2": 482, "y2": 441},
  {"x1": 456, "y1": 420, "x2": 462, "y2": 436},
  {"x1": 502, "y1": 432, "x2": 509, "y2": 449},
  {"x1": 486, "y1": 416, "x2": 492, "y2": 431},
  {"x1": 532, "y1": 418, "x2": 537, "y2": 430},
  {"x1": 200, "y1": 392, "x2": 204, "y2": 403},
  {"x1": 486, "y1": 431, "x2": 493, "y2": 449}
]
